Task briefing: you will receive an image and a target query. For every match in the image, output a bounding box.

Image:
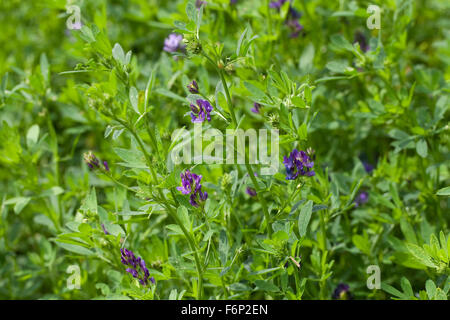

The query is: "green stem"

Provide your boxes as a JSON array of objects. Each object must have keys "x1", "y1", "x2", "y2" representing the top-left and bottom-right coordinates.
[
  {"x1": 216, "y1": 68, "x2": 272, "y2": 237},
  {"x1": 318, "y1": 210, "x2": 328, "y2": 300},
  {"x1": 117, "y1": 117, "x2": 204, "y2": 299},
  {"x1": 218, "y1": 69, "x2": 238, "y2": 126}
]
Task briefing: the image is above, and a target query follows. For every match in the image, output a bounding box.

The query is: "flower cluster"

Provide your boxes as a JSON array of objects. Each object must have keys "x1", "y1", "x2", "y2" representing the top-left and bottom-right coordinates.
[
  {"x1": 332, "y1": 283, "x2": 352, "y2": 300},
  {"x1": 251, "y1": 102, "x2": 262, "y2": 114},
  {"x1": 354, "y1": 191, "x2": 369, "y2": 207},
  {"x1": 283, "y1": 149, "x2": 315, "y2": 180},
  {"x1": 187, "y1": 80, "x2": 199, "y2": 94},
  {"x1": 177, "y1": 170, "x2": 208, "y2": 207},
  {"x1": 83, "y1": 151, "x2": 109, "y2": 172},
  {"x1": 120, "y1": 248, "x2": 155, "y2": 286},
  {"x1": 354, "y1": 31, "x2": 369, "y2": 53},
  {"x1": 163, "y1": 33, "x2": 185, "y2": 53},
  {"x1": 363, "y1": 161, "x2": 374, "y2": 174},
  {"x1": 190, "y1": 99, "x2": 213, "y2": 123},
  {"x1": 270, "y1": 0, "x2": 303, "y2": 38},
  {"x1": 246, "y1": 187, "x2": 257, "y2": 197},
  {"x1": 195, "y1": 0, "x2": 206, "y2": 8}
]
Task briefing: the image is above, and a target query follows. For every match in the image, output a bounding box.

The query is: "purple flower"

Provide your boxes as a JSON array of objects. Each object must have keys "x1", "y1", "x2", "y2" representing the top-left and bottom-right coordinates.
[
  {"x1": 101, "y1": 223, "x2": 109, "y2": 235},
  {"x1": 163, "y1": 33, "x2": 184, "y2": 53},
  {"x1": 230, "y1": 0, "x2": 238, "y2": 4},
  {"x1": 103, "y1": 160, "x2": 110, "y2": 172},
  {"x1": 84, "y1": 151, "x2": 100, "y2": 169},
  {"x1": 362, "y1": 161, "x2": 374, "y2": 174},
  {"x1": 177, "y1": 170, "x2": 208, "y2": 207},
  {"x1": 354, "y1": 191, "x2": 369, "y2": 207},
  {"x1": 246, "y1": 187, "x2": 257, "y2": 197},
  {"x1": 270, "y1": 1, "x2": 304, "y2": 38},
  {"x1": 251, "y1": 102, "x2": 262, "y2": 114},
  {"x1": 121, "y1": 248, "x2": 153, "y2": 286},
  {"x1": 354, "y1": 31, "x2": 369, "y2": 53},
  {"x1": 289, "y1": 6, "x2": 302, "y2": 19},
  {"x1": 196, "y1": 0, "x2": 206, "y2": 8},
  {"x1": 332, "y1": 283, "x2": 352, "y2": 300},
  {"x1": 287, "y1": 19, "x2": 304, "y2": 38},
  {"x1": 190, "y1": 99, "x2": 213, "y2": 123},
  {"x1": 283, "y1": 149, "x2": 315, "y2": 180},
  {"x1": 269, "y1": 0, "x2": 287, "y2": 9},
  {"x1": 187, "y1": 80, "x2": 199, "y2": 94}
]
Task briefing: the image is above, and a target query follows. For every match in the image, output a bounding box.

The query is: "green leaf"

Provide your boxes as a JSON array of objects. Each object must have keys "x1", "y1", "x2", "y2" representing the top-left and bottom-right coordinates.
[
  {"x1": 400, "y1": 217, "x2": 418, "y2": 245},
  {"x1": 155, "y1": 88, "x2": 186, "y2": 102},
  {"x1": 330, "y1": 34, "x2": 354, "y2": 51},
  {"x1": 177, "y1": 206, "x2": 191, "y2": 232},
  {"x1": 298, "y1": 200, "x2": 313, "y2": 237},
  {"x1": 405, "y1": 243, "x2": 438, "y2": 268},
  {"x1": 352, "y1": 234, "x2": 371, "y2": 255},
  {"x1": 254, "y1": 280, "x2": 279, "y2": 292},
  {"x1": 26, "y1": 124, "x2": 40, "y2": 147},
  {"x1": 425, "y1": 280, "x2": 436, "y2": 299},
  {"x1": 327, "y1": 61, "x2": 355, "y2": 74},
  {"x1": 436, "y1": 187, "x2": 450, "y2": 196},
  {"x1": 55, "y1": 241, "x2": 94, "y2": 256},
  {"x1": 80, "y1": 26, "x2": 96, "y2": 43},
  {"x1": 40, "y1": 53, "x2": 49, "y2": 84},
  {"x1": 129, "y1": 86, "x2": 140, "y2": 114},
  {"x1": 113, "y1": 147, "x2": 147, "y2": 168},
  {"x1": 416, "y1": 139, "x2": 428, "y2": 158},
  {"x1": 219, "y1": 230, "x2": 229, "y2": 265},
  {"x1": 381, "y1": 283, "x2": 407, "y2": 299},
  {"x1": 165, "y1": 224, "x2": 184, "y2": 236},
  {"x1": 244, "y1": 81, "x2": 266, "y2": 101},
  {"x1": 112, "y1": 43, "x2": 125, "y2": 64},
  {"x1": 400, "y1": 277, "x2": 414, "y2": 298},
  {"x1": 14, "y1": 197, "x2": 31, "y2": 214},
  {"x1": 186, "y1": 1, "x2": 197, "y2": 23},
  {"x1": 236, "y1": 27, "x2": 248, "y2": 56}
]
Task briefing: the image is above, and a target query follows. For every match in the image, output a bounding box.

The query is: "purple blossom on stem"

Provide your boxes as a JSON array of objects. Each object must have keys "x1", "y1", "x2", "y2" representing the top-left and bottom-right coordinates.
[
  {"x1": 103, "y1": 160, "x2": 110, "y2": 172},
  {"x1": 354, "y1": 31, "x2": 369, "y2": 53},
  {"x1": 101, "y1": 223, "x2": 109, "y2": 235},
  {"x1": 177, "y1": 170, "x2": 208, "y2": 207},
  {"x1": 163, "y1": 33, "x2": 184, "y2": 53},
  {"x1": 251, "y1": 102, "x2": 262, "y2": 114},
  {"x1": 196, "y1": 0, "x2": 206, "y2": 8},
  {"x1": 354, "y1": 191, "x2": 369, "y2": 207},
  {"x1": 287, "y1": 19, "x2": 304, "y2": 38},
  {"x1": 190, "y1": 99, "x2": 213, "y2": 123},
  {"x1": 187, "y1": 80, "x2": 199, "y2": 94},
  {"x1": 84, "y1": 151, "x2": 100, "y2": 169},
  {"x1": 270, "y1": 1, "x2": 304, "y2": 38},
  {"x1": 230, "y1": 0, "x2": 238, "y2": 5},
  {"x1": 269, "y1": 0, "x2": 287, "y2": 9},
  {"x1": 246, "y1": 187, "x2": 257, "y2": 197},
  {"x1": 332, "y1": 283, "x2": 352, "y2": 300},
  {"x1": 120, "y1": 248, "x2": 153, "y2": 286},
  {"x1": 283, "y1": 149, "x2": 315, "y2": 180},
  {"x1": 363, "y1": 161, "x2": 374, "y2": 174}
]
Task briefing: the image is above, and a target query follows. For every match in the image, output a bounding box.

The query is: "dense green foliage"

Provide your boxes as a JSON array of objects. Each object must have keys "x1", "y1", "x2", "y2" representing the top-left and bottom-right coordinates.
[{"x1": 0, "y1": 0, "x2": 449, "y2": 300}]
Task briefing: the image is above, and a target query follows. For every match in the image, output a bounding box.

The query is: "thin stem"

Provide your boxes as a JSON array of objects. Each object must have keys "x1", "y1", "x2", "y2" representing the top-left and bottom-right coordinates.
[
  {"x1": 116, "y1": 117, "x2": 204, "y2": 299},
  {"x1": 217, "y1": 68, "x2": 272, "y2": 237},
  {"x1": 218, "y1": 69, "x2": 238, "y2": 126},
  {"x1": 101, "y1": 172, "x2": 135, "y2": 193},
  {"x1": 318, "y1": 210, "x2": 328, "y2": 300}
]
